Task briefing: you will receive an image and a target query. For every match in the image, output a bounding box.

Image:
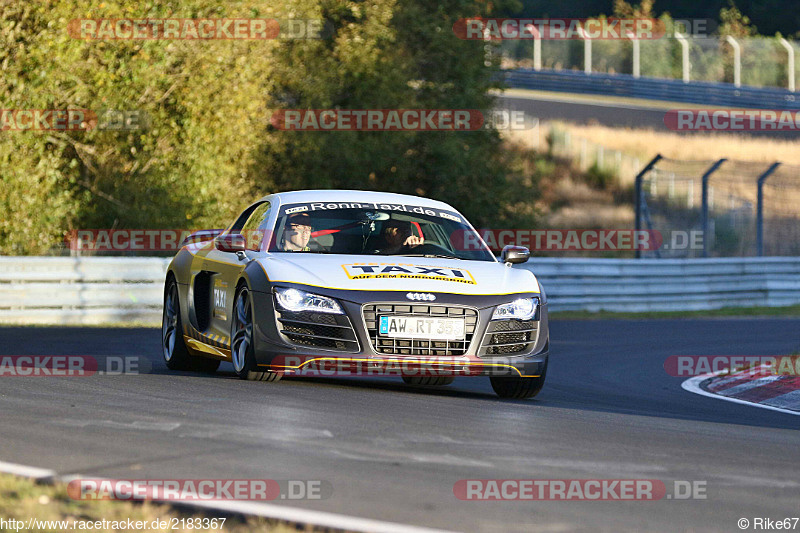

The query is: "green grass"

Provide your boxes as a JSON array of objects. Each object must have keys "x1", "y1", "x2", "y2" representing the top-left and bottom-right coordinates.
[
  {"x1": 0, "y1": 473, "x2": 316, "y2": 533},
  {"x1": 550, "y1": 304, "x2": 800, "y2": 320}
]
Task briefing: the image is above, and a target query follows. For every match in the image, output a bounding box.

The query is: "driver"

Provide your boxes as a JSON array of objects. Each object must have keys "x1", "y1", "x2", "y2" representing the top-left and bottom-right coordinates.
[
  {"x1": 281, "y1": 213, "x2": 313, "y2": 251},
  {"x1": 378, "y1": 219, "x2": 423, "y2": 254}
]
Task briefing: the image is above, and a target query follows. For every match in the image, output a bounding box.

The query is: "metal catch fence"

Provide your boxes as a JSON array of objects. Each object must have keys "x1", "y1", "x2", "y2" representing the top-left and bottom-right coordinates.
[{"x1": 635, "y1": 156, "x2": 800, "y2": 257}]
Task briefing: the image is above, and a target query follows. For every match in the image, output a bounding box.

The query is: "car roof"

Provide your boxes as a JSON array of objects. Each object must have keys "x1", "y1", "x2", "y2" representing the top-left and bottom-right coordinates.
[{"x1": 261, "y1": 190, "x2": 457, "y2": 211}]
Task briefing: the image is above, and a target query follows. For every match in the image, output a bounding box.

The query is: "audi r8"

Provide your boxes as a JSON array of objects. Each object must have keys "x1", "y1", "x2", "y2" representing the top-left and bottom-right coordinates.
[{"x1": 162, "y1": 190, "x2": 549, "y2": 398}]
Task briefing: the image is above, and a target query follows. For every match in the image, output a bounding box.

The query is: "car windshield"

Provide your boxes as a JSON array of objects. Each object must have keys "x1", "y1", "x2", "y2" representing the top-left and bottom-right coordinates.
[{"x1": 269, "y1": 202, "x2": 495, "y2": 261}]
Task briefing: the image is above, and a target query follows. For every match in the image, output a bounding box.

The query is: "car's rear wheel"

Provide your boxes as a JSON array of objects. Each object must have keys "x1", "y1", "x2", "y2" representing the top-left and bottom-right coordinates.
[
  {"x1": 162, "y1": 278, "x2": 192, "y2": 370},
  {"x1": 231, "y1": 285, "x2": 282, "y2": 382},
  {"x1": 402, "y1": 376, "x2": 455, "y2": 386},
  {"x1": 489, "y1": 359, "x2": 547, "y2": 399},
  {"x1": 163, "y1": 277, "x2": 222, "y2": 373}
]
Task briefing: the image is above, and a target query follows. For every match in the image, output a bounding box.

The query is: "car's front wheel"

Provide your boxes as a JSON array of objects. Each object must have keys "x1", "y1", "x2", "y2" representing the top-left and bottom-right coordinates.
[
  {"x1": 489, "y1": 359, "x2": 547, "y2": 399},
  {"x1": 231, "y1": 285, "x2": 282, "y2": 382}
]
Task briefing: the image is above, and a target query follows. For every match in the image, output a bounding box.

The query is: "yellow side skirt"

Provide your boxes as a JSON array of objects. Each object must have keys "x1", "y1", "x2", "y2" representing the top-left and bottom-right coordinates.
[{"x1": 185, "y1": 336, "x2": 231, "y2": 361}]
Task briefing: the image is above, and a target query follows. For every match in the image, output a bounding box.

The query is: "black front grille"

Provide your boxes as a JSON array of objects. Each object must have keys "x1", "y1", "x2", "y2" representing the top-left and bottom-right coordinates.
[
  {"x1": 276, "y1": 309, "x2": 358, "y2": 351},
  {"x1": 480, "y1": 319, "x2": 538, "y2": 355},
  {"x1": 362, "y1": 303, "x2": 478, "y2": 356}
]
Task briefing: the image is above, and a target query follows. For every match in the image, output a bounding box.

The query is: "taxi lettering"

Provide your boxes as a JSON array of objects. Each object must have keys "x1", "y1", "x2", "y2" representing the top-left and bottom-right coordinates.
[{"x1": 342, "y1": 264, "x2": 476, "y2": 284}]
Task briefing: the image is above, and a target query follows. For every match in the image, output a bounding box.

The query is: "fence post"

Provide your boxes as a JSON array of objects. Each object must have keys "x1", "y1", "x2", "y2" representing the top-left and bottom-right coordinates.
[
  {"x1": 634, "y1": 154, "x2": 663, "y2": 259},
  {"x1": 779, "y1": 38, "x2": 795, "y2": 92},
  {"x1": 580, "y1": 138, "x2": 587, "y2": 169},
  {"x1": 483, "y1": 26, "x2": 493, "y2": 67},
  {"x1": 756, "y1": 162, "x2": 781, "y2": 257},
  {"x1": 532, "y1": 25, "x2": 542, "y2": 70},
  {"x1": 630, "y1": 35, "x2": 640, "y2": 78},
  {"x1": 725, "y1": 36, "x2": 741, "y2": 88},
  {"x1": 675, "y1": 32, "x2": 690, "y2": 82},
  {"x1": 701, "y1": 159, "x2": 727, "y2": 258},
  {"x1": 579, "y1": 27, "x2": 592, "y2": 74}
]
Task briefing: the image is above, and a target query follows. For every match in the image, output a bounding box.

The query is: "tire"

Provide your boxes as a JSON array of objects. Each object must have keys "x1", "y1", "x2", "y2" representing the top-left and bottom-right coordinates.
[
  {"x1": 489, "y1": 359, "x2": 547, "y2": 399},
  {"x1": 162, "y1": 277, "x2": 193, "y2": 370},
  {"x1": 402, "y1": 376, "x2": 455, "y2": 386},
  {"x1": 231, "y1": 285, "x2": 282, "y2": 382},
  {"x1": 163, "y1": 276, "x2": 222, "y2": 374}
]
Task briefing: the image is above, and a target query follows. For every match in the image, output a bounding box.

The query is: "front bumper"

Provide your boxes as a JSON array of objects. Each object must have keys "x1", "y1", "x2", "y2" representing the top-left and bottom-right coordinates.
[{"x1": 249, "y1": 286, "x2": 549, "y2": 378}]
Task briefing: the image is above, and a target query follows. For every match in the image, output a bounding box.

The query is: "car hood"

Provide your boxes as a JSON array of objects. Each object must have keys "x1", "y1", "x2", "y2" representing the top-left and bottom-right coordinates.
[{"x1": 256, "y1": 253, "x2": 539, "y2": 296}]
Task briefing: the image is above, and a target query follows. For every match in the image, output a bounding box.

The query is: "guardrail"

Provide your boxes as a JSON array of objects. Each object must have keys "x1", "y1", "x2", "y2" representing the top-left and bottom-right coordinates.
[
  {"x1": 504, "y1": 69, "x2": 800, "y2": 110},
  {"x1": 1, "y1": 256, "x2": 799, "y2": 324},
  {"x1": 523, "y1": 257, "x2": 800, "y2": 312},
  {"x1": 0, "y1": 257, "x2": 171, "y2": 325}
]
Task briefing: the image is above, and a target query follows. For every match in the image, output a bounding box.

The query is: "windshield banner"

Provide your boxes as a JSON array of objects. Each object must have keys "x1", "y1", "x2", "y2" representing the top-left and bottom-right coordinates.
[{"x1": 280, "y1": 202, "x2": 463, "y2": 222}]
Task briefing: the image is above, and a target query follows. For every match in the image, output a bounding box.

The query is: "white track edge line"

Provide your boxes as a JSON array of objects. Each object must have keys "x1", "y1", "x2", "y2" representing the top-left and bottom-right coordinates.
[
  {"x1": 0, "y1": 463, "x2": 456, "y2": 533},
  {"x1": 0, "y1": 460, "x2": 57, "y2": 479},
  {"x1": 681, "y1": 374, "x2": 800, "y2": 417},
  {"x1": 183, "y1": 500, "x2": 454, "y2": 533}
]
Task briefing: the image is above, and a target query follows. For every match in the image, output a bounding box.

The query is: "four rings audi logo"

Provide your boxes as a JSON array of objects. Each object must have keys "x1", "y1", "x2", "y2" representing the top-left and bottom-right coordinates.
[{"x1": 406, "y1": 292, "x2": 436, "y2": 301}]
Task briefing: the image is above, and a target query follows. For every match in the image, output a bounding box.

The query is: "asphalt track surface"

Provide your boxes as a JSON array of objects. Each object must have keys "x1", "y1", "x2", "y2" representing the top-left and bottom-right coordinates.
[
  {"x1": 1, "y1": 319, "x2": 799, "y2": 532},
  {"x1": 497, "y1": 93, "x2": 799, "y2": 139}
]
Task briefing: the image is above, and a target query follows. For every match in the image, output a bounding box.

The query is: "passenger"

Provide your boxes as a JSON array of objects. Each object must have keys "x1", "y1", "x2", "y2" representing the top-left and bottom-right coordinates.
[{"x1": 378, "y1": 219, "x2": 424, "y2": 254}]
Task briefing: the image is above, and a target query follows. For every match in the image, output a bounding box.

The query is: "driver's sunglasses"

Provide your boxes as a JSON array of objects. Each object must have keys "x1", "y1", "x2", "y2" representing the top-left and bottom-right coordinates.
[{"x1": 287, "y1": 223, "x2": 312, "y2": 233}]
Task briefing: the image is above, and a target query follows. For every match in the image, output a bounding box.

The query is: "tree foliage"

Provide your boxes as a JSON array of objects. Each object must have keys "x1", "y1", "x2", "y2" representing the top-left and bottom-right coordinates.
[{"x1": 1, "y1": 0, "x2": 535, "y2": 254}]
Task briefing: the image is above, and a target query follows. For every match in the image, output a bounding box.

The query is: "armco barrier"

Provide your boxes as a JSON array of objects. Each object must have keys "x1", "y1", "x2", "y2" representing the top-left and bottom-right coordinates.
[
  {"x1": 0, "y1": 256, "x2": 799, "y2": 324},
  {"x1": 504, "y1": 69, "x2": 800, "y2": 111},
  {"x1": 0, "y1": 257, "x2": 171, "y2": 325},
  {"x1": 522, "y1": 257, "x2": 800, "y2": 312}
]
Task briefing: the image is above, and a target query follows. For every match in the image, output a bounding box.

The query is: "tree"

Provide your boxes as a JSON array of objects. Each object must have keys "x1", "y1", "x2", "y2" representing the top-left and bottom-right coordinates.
[
  {"x1": 252, "y1": 0, "x2": 533, "y2": 228},
  {"x1": 1, "y1": 0, "x2": 537, "y2": 255},
  {"x1": 719, "y1": 1, "x2": 758, "y2": 37}
]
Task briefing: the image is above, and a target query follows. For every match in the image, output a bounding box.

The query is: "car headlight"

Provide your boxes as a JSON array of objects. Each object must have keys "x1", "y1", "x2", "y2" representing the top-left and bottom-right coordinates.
[
  {"x1": 492, "y1": 297, "x2": 538, "y2": 321},
  {"x1": 274, "y1": 287, "x2": 344, "y2": 314}
]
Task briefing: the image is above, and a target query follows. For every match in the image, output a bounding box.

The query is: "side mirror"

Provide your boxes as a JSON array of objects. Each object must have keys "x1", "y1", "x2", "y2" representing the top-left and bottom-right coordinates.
[
  {"x1": 215, "y1": 233, "x2": 246, "y2": 252},
  {"x1": 501, "y1": 245, "x2": 529, "y2": 264}
]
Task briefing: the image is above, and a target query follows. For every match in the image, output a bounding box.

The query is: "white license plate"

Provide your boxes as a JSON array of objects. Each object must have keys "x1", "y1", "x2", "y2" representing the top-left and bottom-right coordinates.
[{"x1": 378, "y1": 316, "x2": 465, "y2": 340}]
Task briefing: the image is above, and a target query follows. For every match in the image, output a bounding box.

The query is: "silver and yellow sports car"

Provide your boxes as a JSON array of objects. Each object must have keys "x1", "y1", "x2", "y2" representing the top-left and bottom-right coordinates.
[{"x1": 162, "y1": 190, "x2": 549, "y2": 399}]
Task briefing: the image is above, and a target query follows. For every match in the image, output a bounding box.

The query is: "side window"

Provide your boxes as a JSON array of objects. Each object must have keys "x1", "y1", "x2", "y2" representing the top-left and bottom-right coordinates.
[
  {"x1": 229, "y1": 203, "x2": 260, "y2": 233},
  {"x1": 240, "y1": 202, "x2": 271, "y2": 251}
]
